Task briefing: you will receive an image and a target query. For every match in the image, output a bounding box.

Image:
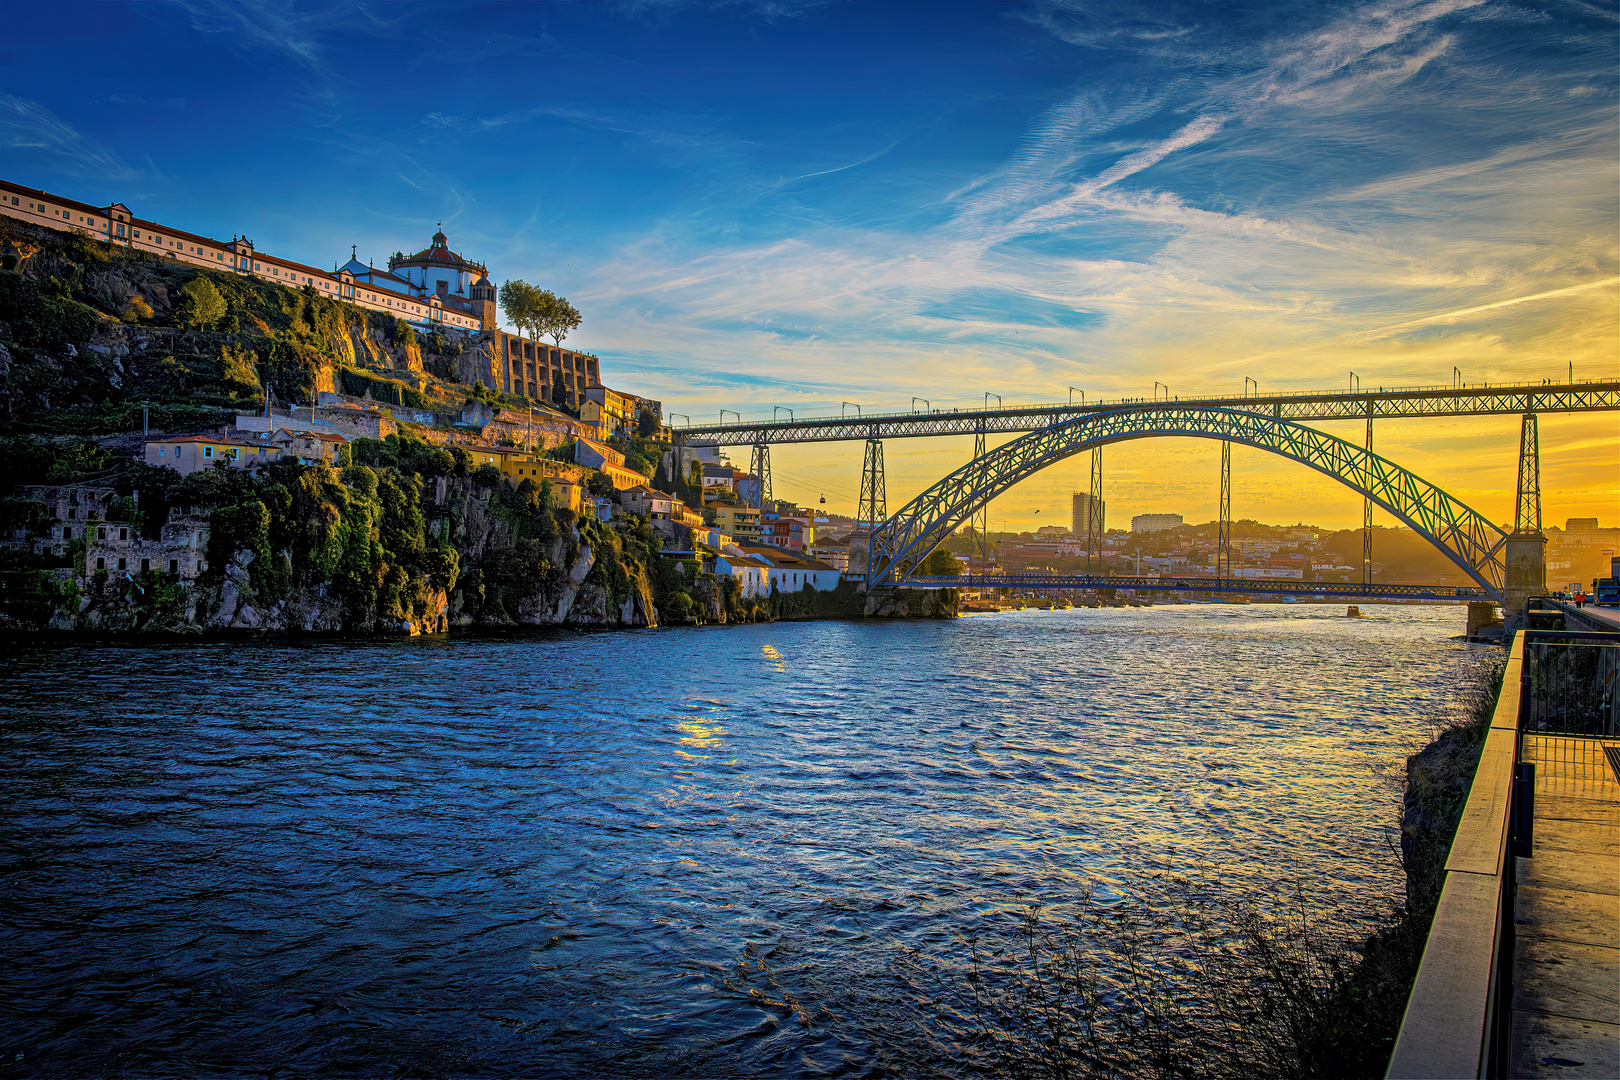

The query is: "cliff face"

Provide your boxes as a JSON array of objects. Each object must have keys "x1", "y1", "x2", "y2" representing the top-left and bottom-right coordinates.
[{"x1": 11, "y1": 471, "x2": 660, "y2": 636}]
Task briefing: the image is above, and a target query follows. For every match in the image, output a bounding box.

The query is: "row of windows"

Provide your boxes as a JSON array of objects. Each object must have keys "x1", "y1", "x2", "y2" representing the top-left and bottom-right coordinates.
[{"x1": 6, "y1": 195, "x2": 102, "y2": 230}]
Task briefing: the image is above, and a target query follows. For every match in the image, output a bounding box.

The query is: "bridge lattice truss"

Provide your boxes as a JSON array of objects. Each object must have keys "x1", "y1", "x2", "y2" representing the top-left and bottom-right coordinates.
[
  {"x1": 674, "y1": 382, "x2": 1619, "y2": 445},
  {"x1": 868, "y1": 406, "x2": 1509, "y2": 597}
]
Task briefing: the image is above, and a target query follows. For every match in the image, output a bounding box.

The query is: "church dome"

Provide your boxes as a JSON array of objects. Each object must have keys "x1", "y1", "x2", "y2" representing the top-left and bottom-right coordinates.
[{"x1": 389, "y1": 224, "x2": 486, "y2": 275}]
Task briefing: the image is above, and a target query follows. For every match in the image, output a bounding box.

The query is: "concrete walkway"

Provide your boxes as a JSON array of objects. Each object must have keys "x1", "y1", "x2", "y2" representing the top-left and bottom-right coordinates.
[{"x1": 1511, "y1": 735, "x2": 1620, "y2": 1078}]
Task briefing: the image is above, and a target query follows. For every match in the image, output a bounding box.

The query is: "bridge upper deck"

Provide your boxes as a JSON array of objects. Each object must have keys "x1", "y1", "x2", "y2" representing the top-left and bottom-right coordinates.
[{"x1": 673, "y1": 380, "x2": 1620, "y2": 445}]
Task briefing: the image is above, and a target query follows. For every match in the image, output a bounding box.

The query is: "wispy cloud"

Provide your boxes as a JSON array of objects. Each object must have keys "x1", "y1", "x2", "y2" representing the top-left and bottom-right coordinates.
[
  {"x1": 1360, "y1": 277, "x2": 1620, "y2": 337},
  {"x1": 0, "y1": 94, "x2": 144, "y2": 182}
]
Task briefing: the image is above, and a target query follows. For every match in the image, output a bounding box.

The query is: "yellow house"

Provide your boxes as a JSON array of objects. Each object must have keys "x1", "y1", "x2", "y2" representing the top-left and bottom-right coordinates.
[
  {"x1": 464, "y1": 445, "x2": 514, "y2": 472},
  {"x1": 499, "y1": 451, "x2": 547, "y2": 484},
  {"x1": 145, "y1": 435, "x2": 268, "y2": 475},
  {"x1": 711, "y1": 503, "x2": 762, "y2": 542},
  {"x1": 499, "y1": 452, "x2": 585, "y2": 486}
]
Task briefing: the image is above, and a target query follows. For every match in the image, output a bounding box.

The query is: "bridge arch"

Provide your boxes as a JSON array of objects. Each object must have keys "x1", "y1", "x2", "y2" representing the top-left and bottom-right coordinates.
[{"x1": 868, "y1": 406, "x2": 1508, "y2": 597}]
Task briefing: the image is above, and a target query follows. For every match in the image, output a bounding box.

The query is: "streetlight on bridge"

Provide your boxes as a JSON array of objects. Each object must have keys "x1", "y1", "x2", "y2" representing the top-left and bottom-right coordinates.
[{"x1": 1069, "y1": 387, "x2": 1084, "y2": 405}]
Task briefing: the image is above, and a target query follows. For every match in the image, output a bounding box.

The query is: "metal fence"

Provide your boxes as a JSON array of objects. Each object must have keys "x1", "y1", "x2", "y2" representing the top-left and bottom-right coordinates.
[{"x1": 1522, "y1": 630, "x2": 1620, "y2": 737}]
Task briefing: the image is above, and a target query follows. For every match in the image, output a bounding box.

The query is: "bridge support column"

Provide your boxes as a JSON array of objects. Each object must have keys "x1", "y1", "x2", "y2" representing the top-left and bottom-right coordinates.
[
  {"x1": 1504, "y1": 413, "x2": 1546, "y2": 631},
  {"x1": 1503, "y1": 533, "x2": 1547, "y2": 631},
  {"x1": 1363, "y1": 411, "x2": 1374, "y2": 585},
  {"x1": 859, "y1": 437, "x2": 886, "y2": 532},
  {"x1": 1087, "y1": 447, "x2": 1104, "y2": 570},
  {"x1": 1217, "y1": 442, "x2": 1231, "y2": 580},
  {"x1": 972, "y1": 430, "x2": 991, "y2": 579},
  {"x1": 749, "y1": 443, "x2": 772, "y2": 510}
]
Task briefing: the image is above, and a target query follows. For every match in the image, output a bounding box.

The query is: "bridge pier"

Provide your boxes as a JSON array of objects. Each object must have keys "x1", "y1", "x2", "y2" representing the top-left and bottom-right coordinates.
[{"x1": 1502, "y1": 532, "x2": 1547, "y2": 631}]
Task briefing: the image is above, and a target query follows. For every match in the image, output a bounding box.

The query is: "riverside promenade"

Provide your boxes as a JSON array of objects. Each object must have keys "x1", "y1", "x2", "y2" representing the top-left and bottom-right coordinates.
[
  {"x1": 1512, "y1": 731, "x2": 1619, "y2": 1077},
  {"x1": 1515, "y1": 601, "x2": 1619, "y2": 1078}
]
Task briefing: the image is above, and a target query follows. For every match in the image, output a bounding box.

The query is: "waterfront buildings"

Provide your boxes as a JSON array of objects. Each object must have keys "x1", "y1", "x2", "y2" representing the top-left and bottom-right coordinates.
[
  {"x1": 734, "y1": 545, "x2": 842, "y2": 593},
  {"x1": 807, "y1": 537, "x2": 850, "y2": 572},
  {"x1": 574, "y1": 438, "x2": 651, "y2": 490},
  {"x1": 621, "y1": 485, "x2": 675, "y2": 521},
  {"x1": 582, "y1": 386, "x2": 663, "y2": 439}
]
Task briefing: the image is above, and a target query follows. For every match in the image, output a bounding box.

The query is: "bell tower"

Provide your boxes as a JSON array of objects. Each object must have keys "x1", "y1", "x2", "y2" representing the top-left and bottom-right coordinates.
[{"x1": 469, "y1": 272, "x2": 498, "y2": 331}]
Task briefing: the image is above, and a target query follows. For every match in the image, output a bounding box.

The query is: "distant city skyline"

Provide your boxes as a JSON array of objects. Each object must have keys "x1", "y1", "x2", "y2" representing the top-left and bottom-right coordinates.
[{"x1": 2, "y1": 0, "x2": 1614, "y2": 528}]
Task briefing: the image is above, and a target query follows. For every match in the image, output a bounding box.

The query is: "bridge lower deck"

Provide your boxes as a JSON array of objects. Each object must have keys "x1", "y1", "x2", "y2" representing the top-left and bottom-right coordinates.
[{"x1": 1511, "y1": 735, "x2": 1620, "y2": 1078}]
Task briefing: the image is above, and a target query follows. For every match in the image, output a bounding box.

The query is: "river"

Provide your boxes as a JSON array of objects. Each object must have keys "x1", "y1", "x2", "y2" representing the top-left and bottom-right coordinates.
[{"x1": 1, "y1": 605, "x2": 1494, "y2": 1077}]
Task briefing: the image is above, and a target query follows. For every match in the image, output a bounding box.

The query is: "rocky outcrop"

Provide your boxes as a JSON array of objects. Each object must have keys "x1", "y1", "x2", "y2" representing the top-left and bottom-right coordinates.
[{"x1": 863, "y1": 587, "x2": 961, "y2": 619}]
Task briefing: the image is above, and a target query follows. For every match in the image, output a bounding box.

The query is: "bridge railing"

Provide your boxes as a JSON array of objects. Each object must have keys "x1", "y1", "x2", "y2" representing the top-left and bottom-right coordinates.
[{"x1": 671, "y1": 378, "x2": 1612, "y2": 432}]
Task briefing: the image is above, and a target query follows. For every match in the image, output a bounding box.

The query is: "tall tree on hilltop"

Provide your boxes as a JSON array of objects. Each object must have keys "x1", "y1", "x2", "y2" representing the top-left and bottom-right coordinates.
[
  {"x1": 499, "y1": 279, "x2": 543, "y2": 340},
  {"x1": 535, "y1": 290, "x2": 582, "y2": 346}
]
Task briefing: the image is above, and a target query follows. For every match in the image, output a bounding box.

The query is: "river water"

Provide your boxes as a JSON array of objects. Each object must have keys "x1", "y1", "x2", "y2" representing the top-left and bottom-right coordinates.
[{"x1": 1, "y1": 605, "x2": 1493, "y2": 1077}]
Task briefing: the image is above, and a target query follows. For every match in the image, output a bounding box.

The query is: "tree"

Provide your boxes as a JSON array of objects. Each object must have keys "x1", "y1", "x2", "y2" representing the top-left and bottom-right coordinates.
[
  {"x1": 499, "y1": 279, "x2": 544, "y2": 340},
  {"x1": 636, "y1": 407, "x2": 659, "y2": 438},
  {"x1": 919, "y1": 546, "x2": 962, "y2": 575},
  {"x1": 177, "y1": 277, "x2": 226, "y2": 330},
  {"x1": 122, "y1": 294, "x2": 154, "y2": 323},
  {"x1": 534, "y1": 289, "x2": 581, "y2": 345}
]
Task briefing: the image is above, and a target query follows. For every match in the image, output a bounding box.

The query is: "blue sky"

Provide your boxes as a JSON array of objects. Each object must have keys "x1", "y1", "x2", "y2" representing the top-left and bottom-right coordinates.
[{"x1": 3, "y1": 0, "x2": 1615, "y2": 527}]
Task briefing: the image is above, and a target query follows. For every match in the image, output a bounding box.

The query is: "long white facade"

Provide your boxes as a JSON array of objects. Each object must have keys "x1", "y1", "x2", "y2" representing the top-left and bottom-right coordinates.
[{"x1": 0, "y1": 178, "x2": 487, "y2": 335}]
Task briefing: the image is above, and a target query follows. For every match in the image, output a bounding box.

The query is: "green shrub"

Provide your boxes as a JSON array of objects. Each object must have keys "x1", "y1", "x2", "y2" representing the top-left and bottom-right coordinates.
[{"x1": 177, "y1": 277, "x2": 226, "y2": 330}]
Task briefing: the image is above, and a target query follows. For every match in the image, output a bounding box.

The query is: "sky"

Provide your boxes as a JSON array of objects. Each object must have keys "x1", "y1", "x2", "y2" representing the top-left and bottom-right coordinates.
[{"x1": 2, "y1": 0, "x2": 1616, "y2": 531}]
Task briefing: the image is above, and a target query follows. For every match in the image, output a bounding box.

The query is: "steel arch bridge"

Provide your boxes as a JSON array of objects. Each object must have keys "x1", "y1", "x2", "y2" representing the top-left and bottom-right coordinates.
[{"x1": 866, "y1": 405, "x2": 1510, "y2": 598}]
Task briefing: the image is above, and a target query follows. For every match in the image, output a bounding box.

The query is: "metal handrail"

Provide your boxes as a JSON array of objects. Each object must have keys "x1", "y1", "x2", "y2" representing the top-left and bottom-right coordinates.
[
  {"x1": 1387, "y1": 634, "x2": 1528, "y2": 1079},
  {"x1": 673, "y1": 379, "x2": 1619, "y2": 431}
]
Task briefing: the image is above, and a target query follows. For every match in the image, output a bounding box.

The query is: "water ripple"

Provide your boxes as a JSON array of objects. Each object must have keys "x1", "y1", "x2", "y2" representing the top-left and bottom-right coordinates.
[{"x1": 0, "y1": 606, "x2": 1492, "y2": 1077}]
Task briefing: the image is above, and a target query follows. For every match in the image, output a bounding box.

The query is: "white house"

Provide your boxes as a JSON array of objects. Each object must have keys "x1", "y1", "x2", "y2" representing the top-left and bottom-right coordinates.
[
  {"x1": 737, "y1": 546, "x2": 842, "y2": 593},
  {"x1": 714, "y1": 553, "x2": 772, "y2": 598}
]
